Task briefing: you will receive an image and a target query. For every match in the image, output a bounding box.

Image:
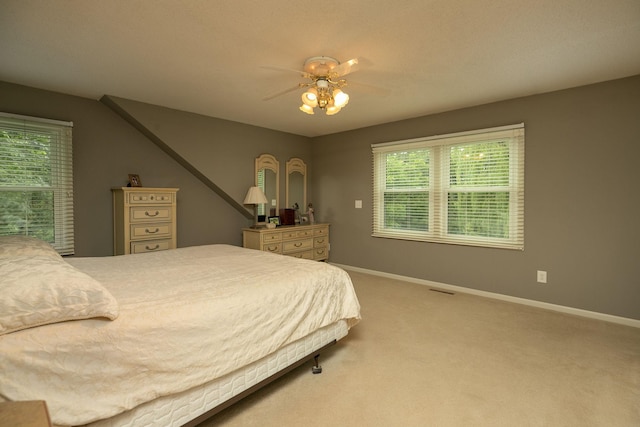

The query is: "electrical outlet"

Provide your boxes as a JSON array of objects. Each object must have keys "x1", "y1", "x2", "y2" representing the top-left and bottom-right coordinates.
[
  {"x1": 355, "y1": 200, "x2": 363, "y2": 209},
  {"x1": 536, "y1": 270, "x2": 547, "y2": 284}
]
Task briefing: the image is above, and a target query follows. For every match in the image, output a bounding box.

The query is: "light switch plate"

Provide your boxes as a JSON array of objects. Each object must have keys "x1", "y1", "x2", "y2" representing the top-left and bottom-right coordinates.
[{"x1": 537, "y1": 270, "x2": 547, "y2": 283}]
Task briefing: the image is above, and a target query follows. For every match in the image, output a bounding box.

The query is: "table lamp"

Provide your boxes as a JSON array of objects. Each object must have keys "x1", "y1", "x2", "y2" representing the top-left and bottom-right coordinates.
[{"x1": 244, "y1": 186, "x2": 269, "y2": 228}]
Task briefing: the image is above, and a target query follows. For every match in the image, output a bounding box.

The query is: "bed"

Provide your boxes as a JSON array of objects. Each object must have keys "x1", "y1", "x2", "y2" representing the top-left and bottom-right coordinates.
[{"x1": 0, "y1": 236, "x2": 361, "y2": 427}]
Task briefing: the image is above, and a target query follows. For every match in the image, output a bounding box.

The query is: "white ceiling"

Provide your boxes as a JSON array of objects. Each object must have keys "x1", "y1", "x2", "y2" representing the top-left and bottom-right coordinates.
[{"x1": 2, "y1": 0, "x2": 640, "y2": 137}]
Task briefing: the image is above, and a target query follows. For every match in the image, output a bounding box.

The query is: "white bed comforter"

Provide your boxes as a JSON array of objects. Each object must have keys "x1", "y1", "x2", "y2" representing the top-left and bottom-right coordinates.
[{"x1": 0, "y1": 244, "x2": 361, "y2": 426}]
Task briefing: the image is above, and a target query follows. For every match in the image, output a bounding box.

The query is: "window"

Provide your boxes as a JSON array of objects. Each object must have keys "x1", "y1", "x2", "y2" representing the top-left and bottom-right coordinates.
[
  {"x1": 0, "y1": 113, "x2": 74, "y2": 255},
  {"x1": 372, "y1": 124, "x2": 524, "y2": 250},
  {"x1": 257, "y1": 168, "x2": 266, "y2": 217}
]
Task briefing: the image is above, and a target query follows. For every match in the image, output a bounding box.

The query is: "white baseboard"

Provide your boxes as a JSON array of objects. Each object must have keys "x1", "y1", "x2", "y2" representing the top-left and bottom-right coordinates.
[{"x1": 333, "y1": 263, "x2": 640, "y2": 329}]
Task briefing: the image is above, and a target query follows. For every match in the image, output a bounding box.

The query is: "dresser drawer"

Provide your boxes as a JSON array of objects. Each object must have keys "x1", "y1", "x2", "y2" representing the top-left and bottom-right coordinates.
[
  {"x1": 287, "y1": 249, "x2": 314, "y2": 260},
  {"x1": 262, "y1": 242, "x2": 282, "y2": 254},
  {"x1": 314, "y1": 226, "x2": 329, "y2": 237},
  {"x1": 313, "y1": 247, "x2": 329, "y2": 260},
  {"x1": 262, "y1": 232, "x2": 282, "y2": 243},
  {"x1": 129, "y1": 206, "x2": 172, "y2": 222},
  {"x1": 313, "y1": 236, "x2": 329, "y2": 247},
  {"x1": 128, "y1": 192, "x2": 174, "y2": 204},
  {"x1": 282, "y1": 229, "x2": 313, "y2": 240},
  {"x1": 283, "y1": 239, "x2": 313, "y2": 253},
  {"x1": 130, "y1": 239, "x2": 172, "y2": 254},
  {"x1": 130, "y1": 223, "x2": 172, "y2": 240}
]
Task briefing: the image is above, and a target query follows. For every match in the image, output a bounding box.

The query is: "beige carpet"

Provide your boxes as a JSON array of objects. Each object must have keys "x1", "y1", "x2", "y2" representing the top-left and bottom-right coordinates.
[{"x1": 199, "y1": 271, "x2": 640, "y2": 426}]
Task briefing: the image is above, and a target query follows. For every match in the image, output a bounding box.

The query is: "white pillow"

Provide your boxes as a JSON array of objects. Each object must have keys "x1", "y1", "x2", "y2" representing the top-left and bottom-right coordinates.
[
  {"x1": 0, "y1": 235, "x2": 62, "y2": 259},
  {"x1": 0, "y1": 253, "x2": 119, "y2": 336}
]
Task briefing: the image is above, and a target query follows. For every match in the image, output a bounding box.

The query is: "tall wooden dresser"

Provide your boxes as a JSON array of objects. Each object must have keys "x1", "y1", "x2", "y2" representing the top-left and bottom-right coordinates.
[
  {"x1": 112, "y1": 187, "x2": 178, "y2": 255},
  {"x1": 242, "y1": 223, "x2": 330, "y2": 261}
]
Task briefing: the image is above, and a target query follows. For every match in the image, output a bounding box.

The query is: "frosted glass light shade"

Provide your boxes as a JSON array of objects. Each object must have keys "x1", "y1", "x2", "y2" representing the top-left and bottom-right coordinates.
[
  {"x1": 326, "y1": 105, "x2": 341, "y2": 115},
  {"x1": 301, "y1": 88, "x2": 318, "y2": 107},
  {"x1": 299, "y1": 104, "x2": 315, "y2": 114},
  {"x1": 333, "y1": 89, "x2": 349, "y2": 107}
]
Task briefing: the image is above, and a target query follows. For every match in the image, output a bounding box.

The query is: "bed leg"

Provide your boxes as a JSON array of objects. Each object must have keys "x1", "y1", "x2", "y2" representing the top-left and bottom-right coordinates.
[{"x1": 312, "y1": 354, "x2": 323, "y2": 374}]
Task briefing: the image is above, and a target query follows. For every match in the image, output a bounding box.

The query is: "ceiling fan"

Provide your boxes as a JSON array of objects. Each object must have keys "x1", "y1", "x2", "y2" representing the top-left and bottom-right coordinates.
[{"x1": 263, "y1": 56, "x2": 360, "y2": 115}]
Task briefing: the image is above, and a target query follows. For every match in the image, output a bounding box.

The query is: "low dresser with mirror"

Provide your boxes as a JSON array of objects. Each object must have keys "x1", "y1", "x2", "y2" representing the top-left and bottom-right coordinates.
[
  {"x1": 242, "y1": 223, "x2": 330, "y2": 261},
  {"x1": 244, "y1": 155, "x2": 329, "y2": 260}
]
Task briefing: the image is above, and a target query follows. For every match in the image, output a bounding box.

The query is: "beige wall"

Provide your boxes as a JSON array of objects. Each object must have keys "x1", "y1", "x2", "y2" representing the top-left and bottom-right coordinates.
[
  {"x1": 100, "y1": 96, "x2": 311, "y2": 213},
  {"x1": 0, "y1": 81, "x2": 311, "y2": 256},
  {"x1": 1, "y1": 75, "x2": 638, "y2": 320},
  {"x1": 311, "y1": 75, "x2": 640, "y2": 320}
]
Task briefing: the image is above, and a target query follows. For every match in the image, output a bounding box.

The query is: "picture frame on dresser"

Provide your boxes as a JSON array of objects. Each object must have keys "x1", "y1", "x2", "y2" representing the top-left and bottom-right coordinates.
[
  {"x1": 128, "y1": 174, "x2": 142, "y2": 187},
  {"x1": 268, "y1": 216, "x2": 280, "y2": 226}
]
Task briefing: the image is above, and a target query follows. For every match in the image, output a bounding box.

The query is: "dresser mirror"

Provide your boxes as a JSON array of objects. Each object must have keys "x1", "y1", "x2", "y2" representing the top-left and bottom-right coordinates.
[
  {"x1": 255, "y1": 154, "x2": 279, "y2": 220},
  {"x1": 285, "y1": 157, "x2": 307, "y2": 214}
]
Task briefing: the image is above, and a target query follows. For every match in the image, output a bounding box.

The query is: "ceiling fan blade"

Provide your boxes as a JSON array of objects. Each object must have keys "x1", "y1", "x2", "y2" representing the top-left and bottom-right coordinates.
[
  {"x1": 332, "y1": 58, "x2": 360, "y2": 77},
  {"x1": 262, "y1": 84, "x2": 303, "y2": 101},
  {"x1": 260, "y1": 65, "x2": 311, "y2": 79},
  {"x1": 346, "y1": 79, "x2": 390, "y2": 95}
]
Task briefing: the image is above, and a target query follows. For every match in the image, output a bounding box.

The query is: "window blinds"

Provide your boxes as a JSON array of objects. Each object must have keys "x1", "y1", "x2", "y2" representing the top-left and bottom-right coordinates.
[
  {"x1": 0, "y1": 112, "x2": 75, "y2": 255},
  {"x1": 372, "y1": 124, "x2": 524, "y2": 250}
]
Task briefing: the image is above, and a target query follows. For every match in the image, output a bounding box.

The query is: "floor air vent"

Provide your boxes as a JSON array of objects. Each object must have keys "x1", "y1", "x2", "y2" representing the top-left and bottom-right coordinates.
[{"x1": 429, "y1": 288, "x2": 455, "y2": 295}]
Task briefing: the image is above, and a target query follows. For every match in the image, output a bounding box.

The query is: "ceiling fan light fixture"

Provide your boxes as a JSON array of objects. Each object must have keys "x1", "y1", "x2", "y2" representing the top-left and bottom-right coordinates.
[
  {"x1": 292, "y1": 57, "x2": 359, "y2": 116},
  {"x1": 325, "y1": 105, "x2": 341, "y2": 115},
  {"x1": 299, "y1": 104, "x2": 315, "y2": 114},
  {"x1": 301, "y1": 88, "x2": 318, "y2": 107},
  {"x1": 332, "y1": 89, "x2": 349, "y2": 108},
  {"x1": 317, "y1": 94, "x2": 330, "y2": 109},
  {"x1": 316, "y1": 79, "x2": 329, "y2": 90}
]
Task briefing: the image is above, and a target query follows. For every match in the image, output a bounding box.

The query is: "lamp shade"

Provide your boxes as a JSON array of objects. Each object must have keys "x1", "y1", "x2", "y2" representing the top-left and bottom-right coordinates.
[{"x1": 243, "y1": 186, "x2": 268, "y2": 204}]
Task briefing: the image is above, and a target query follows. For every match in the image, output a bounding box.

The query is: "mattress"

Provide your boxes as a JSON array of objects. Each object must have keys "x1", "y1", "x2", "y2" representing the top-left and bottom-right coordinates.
[
  {"x1": 0, "y1": 244, "x2": 361, "y2": 426},
  {"x1": 84, "y1": 320, "x2": 348, "y2": 427}
]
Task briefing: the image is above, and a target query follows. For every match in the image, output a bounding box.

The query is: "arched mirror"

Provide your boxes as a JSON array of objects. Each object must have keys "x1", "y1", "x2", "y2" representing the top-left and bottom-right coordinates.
[
  {"x1": 286, "y1": 157, "x2": 307, "y2": 214},
  {"x1": 256, "y1": 154, "x2": 279, "y2": 220}
]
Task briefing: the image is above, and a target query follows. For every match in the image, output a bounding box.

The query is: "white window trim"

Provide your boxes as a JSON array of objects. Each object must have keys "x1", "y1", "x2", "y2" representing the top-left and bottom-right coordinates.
[
  {"x1": 372, "y1": 123, "x2": 524, "y2": 250},
  {"x1": 0, "y1": 112, "x2": 75, "y2": 255}
]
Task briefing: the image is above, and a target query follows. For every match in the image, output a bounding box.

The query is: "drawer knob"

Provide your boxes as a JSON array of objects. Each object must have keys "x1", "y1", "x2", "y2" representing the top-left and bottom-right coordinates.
[
  {"x1": 294, "y1": 242, "x2": 302, "y2": 247},
  {"x1": 145, "y1": 244, "x2": 160, "y2": 251},
  {"x1": 145, "y1": 211, "x2": 160, "y2": 217},
  {"x1": 145, "y1": 228, "x2": 160, "y2": 234}
]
